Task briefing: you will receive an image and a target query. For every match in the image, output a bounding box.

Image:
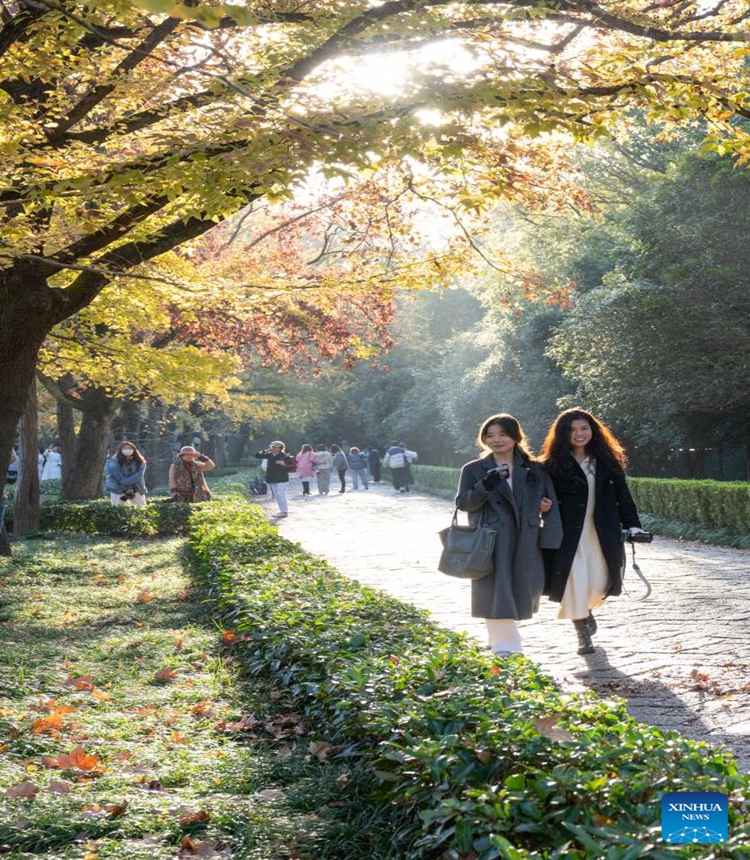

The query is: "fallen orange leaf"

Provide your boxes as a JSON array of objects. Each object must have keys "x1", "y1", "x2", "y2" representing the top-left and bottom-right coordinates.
[
  {"x1": 64, "y1": 674, "x2": 94, "y2": 691},
  {"x1": 112, "y1": 751, "x2": 134, "y2": 761},
  {"x1": 179, "y1": 810, "x2": 211, "y2": 825},
  {"x1": 32, "y1": 713, "x2": 65, "y2": 735},
  {"x1": 154, "y1": 668, "x2": 177, "y2": 683},
  {"x1": 42, "y1": 745, "x2": 101, "y2": 771}
]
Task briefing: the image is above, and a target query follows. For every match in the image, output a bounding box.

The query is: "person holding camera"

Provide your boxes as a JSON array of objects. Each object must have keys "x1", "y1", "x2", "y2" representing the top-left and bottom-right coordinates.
[
  {"x1": 105, "y1": 441, "x2": 148, "y2": 506},
  {"x1": 455, "y1": 414, "x2": 562, "y2": 657},
  {"x1": 255, "y1": 441, "x2": 295, "y2": 517},
  {"x1": 540, "y1": 408, "x2": 649, "y2": 655},
  {"x1": 169, "y1": 446, "x2": 215, "y2": 503}
]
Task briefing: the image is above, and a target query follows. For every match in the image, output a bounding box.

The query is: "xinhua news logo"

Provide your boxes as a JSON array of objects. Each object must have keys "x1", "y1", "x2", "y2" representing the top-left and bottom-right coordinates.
[{"x1": 661, "y1": 792, "x2": 728, "y2": 843}]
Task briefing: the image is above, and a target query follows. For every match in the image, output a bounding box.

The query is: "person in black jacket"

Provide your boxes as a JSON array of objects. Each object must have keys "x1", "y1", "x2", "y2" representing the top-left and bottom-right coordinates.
[
  {"x1": 540, "y1": 408, "x2": 648, "y2": 655},
  {"x1": 255, "y1": 441, "x2": 296, "y2": 518}
]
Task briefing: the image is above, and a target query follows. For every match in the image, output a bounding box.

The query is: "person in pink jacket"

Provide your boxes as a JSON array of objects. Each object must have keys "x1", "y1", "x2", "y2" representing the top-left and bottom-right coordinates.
[{"x1": 295, "y1": 444, "x2": 317, "y2": 497}]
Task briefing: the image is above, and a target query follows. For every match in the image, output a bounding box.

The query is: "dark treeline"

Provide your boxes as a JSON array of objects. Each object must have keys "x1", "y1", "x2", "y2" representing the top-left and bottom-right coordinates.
[{"x1": 246, "y1": 128, "x2": 749, "y2": 480}]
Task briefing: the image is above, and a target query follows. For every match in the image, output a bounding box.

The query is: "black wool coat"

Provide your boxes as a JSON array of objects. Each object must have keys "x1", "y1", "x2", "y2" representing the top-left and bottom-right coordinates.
[
  {"x1": 543, "y1": 456, "x2": 642, "y2": 603},
  {"x1": 456, "y1": 453, "x2": 562, "y2": 620}
]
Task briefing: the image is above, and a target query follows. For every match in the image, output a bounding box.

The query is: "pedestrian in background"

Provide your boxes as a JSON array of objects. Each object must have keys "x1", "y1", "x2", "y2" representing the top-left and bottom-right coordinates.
[
  {"x1": 455, "y1": 414, "x2": 562, "y2": 657},
  {"x1": 106, "y1": 441, "x2": 148, "y2": 506},
  {"x1": 255, "y1": 441, "x2": 295, "y2": 518},
  {"x1": 540, "y1": 408, "x2": 647, "y2": 655},
  {"x1": 295, "y1": 443, "x2": 316, "y2": 497},
  {"x1": 367, "y1": 445, "x2": 382, "y2": 483},
  {"x1": 313, "y1": 444, "x2": 333, "y2": 496},
  {"x1": 170, "y1": 445, "x2": 215, "y2": 503},
  {"x1": 348, "y1": 446, "x2": 369, "y2": 490},
  {"x1": 383, "y1": 441, "x2": 416, "y2": 493},
  {"x1": 330, "y1": 444, "x2": 349, "y2": 494},
  {"x1": 40, "y1": 445, "x2": 62, "y2": 481}
]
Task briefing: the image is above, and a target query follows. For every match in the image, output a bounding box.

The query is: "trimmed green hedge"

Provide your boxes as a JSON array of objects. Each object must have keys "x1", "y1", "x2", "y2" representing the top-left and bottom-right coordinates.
[
  {"x1": 188, "y1": 500, "x2": 750, "y2": 860},
  {"x1": 409, "y1": 466, "x2": 750, "y2": 544},
  {"x1": 628, "y1": 478, "x2": 750, "y2": 534},
  {"x1": 6, "y1": 498, "x2": 195, "y2": 538}
]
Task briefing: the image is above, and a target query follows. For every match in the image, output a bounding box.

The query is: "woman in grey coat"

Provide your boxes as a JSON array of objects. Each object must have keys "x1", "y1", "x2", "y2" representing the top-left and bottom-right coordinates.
[{"x1": 455, "y1": 414, "x2": 562, "y2": 656}]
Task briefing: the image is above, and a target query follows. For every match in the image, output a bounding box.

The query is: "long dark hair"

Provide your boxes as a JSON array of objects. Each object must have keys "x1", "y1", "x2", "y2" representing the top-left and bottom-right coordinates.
[
  {"x1": 114, "y1": 440, "x2": 146, "y2": 466},
  {"x1": 540, "y1": 408, "x2": 627, "y2": 475},
  {"x1": 477, "y1": 414, "x2": 534, "y2": 465}
]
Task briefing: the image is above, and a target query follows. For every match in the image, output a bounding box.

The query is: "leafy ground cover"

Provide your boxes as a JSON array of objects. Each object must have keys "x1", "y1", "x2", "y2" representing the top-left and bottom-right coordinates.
[
  {"x1": 0, "y1": 531, "x2": 384, "y2": 859},
  {"x1": 191, "y1": 500, "x2": 750, "y2": 860}
]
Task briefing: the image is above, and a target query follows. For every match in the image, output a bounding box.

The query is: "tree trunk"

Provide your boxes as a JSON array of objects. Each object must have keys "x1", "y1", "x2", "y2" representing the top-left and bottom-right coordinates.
[
  {"x1": 140, "y1": 401, "x2": 173, "y2": 491},
  {"x1": 0, "y1": 268, "x2": 58, "y2": 492},
  {"x1": 0, "y1": 522, "x2": 10, "y2": 557},
  {"x1": 208, "y1": 433, "x2": 226, "y2": 468},
  {"x1": 14, "y1": 384, "x2": 41, "y2": 535},
  {"x1": 63, "y1": 391, "x2": 120, "y2": 500},
  {"x1": 57, "y1": 399, "x2": 77, "y2": 493},
  {"x1": 225, "y1": 424, "x2": 249, "y2": 464}
]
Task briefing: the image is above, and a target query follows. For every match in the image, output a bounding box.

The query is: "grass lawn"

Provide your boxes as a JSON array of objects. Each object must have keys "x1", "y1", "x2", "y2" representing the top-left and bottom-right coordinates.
[{"x1": 0, "y1": 534, "x2": 337, "y2": 859}]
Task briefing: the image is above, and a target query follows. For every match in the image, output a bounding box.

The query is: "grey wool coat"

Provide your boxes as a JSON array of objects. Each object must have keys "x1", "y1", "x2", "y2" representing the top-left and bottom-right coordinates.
[{"x1": 455, "y1": 452, "x2": 563, "y2": 620}]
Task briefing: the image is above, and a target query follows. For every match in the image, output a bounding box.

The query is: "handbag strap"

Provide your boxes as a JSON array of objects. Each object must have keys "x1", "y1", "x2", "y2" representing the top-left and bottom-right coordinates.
[{"x1": 451, "y1": 504, "x2": 486, "y2": 527}]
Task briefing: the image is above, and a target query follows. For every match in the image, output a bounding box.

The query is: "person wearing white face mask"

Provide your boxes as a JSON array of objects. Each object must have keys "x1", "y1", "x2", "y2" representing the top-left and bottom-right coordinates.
[{"x1": 105, "y1": 441, "x2": 148, "y2": 506}]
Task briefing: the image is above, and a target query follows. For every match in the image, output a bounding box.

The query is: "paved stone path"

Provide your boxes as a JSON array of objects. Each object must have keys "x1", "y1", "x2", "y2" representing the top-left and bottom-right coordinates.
[{"x1": 260, "y1": 480, "x2": 750, "y2": 773}]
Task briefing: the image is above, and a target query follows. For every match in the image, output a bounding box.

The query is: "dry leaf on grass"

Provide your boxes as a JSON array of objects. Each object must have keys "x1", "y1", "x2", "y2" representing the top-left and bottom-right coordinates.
[
  {"x1": 42, "y1": 745, "x2": 101, "y2": 771},
  {"x1": 6, "y1": 781, "x2": 39, "y2": 800},
  {"x1": 308, "y1": 740, "x2": 341, "y2": 761}
]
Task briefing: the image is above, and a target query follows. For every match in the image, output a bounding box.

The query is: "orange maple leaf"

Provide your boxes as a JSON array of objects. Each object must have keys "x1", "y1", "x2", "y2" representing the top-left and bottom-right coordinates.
[
  {"x1": 43, "y1": 745, "x2": 100, "y2": 771},
  {"x1": 32, "y1": 713, "x2": 65, "y2": 735},
  {"x1": 64, "y1": 674, "x2": 94, "y2": 691}
]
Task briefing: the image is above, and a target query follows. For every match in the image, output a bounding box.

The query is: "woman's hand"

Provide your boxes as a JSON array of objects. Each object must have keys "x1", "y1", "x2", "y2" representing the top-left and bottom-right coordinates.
[{"x1": 539, "y1": 496, "x2": 553, "y2": 514}]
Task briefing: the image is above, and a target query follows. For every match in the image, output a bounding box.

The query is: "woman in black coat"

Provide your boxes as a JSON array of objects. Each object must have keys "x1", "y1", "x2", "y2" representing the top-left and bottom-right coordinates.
[
  {"x1": 539, "y1": 408, "x2": 648, "y2": 655},
  {"x1": 455, "y1": 414, "x2": 562, "y2": 657}
]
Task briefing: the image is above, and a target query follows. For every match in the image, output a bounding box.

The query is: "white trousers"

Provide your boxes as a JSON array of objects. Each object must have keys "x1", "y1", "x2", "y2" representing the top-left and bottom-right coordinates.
[
  {"x1": 485, "y1": 619, "x2": 523, "y2": 654},
  {"x1": 110, "y1": 492, "x2": 146, "y2": 507},
  {"x1": 269, "y1": 482, "x2": 288, "y2": 514}
]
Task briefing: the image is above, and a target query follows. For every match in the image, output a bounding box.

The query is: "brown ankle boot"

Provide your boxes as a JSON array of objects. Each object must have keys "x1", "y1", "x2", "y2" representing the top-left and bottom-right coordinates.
[{"x1": 573, "y1": 618, "x2": 595, "y2": 655}]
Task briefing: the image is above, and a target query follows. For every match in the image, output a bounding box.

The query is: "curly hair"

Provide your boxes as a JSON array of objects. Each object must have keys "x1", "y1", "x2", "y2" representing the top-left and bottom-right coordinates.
[{"x1": 539, "y1": 408, "x2": 627, "y2": 475}]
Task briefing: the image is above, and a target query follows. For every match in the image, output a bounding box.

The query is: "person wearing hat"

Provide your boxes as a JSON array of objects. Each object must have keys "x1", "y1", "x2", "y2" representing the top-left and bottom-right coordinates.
[
  {"x1": 169, "y1": 446, "x2": 215, "y2": 503},
  {"x1": 254, "y1": 441, "x2": 296, "y2": 518}
]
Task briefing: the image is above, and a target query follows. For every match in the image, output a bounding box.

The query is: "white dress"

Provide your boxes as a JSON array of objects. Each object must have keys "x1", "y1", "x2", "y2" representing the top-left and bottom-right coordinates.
[
  {"x1": 40, "y1": 450, "x2": 62, "y2": 481},
  {"x1": 557, "y1": 458, "x2": 609, "y2": 620}
]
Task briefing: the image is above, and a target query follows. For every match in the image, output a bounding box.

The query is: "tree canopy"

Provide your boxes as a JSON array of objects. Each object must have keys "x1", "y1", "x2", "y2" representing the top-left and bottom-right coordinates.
[{"x1": 2, "y1": 0, "x2": 750, "y2": 487}]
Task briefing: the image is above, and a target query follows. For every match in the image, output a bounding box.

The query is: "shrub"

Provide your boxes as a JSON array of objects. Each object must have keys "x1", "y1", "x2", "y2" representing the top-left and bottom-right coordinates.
[
  {"x1": 410, "y1": 467, "x2": 750, "y2": 543},
  {"x1": 30, "y1": 498, "x2": 195, "y2": 537},
  {"x1": 189, "y1": 500, "x2": 750, "y2": 860},
  {"x1": 628, "y1": 478, "x2": 750, "y2": 534}
]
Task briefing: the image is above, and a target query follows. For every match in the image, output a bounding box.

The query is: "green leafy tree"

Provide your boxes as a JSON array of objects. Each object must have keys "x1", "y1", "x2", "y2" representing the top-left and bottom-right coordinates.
[
  {"x1": 548, "y1": 154, "x2": 750, "y2": 469},
  {"x1": 2, "y1": 0, "x2": 750, "y2": 496}
]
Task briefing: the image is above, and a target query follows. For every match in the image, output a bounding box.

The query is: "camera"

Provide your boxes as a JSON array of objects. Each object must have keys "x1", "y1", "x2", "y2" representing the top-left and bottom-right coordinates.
[
  {"x1": 120, "y1": 488, "x2": 136, "y2": 502},
  {"x1": 487, "y1": 465, "x2": 510, "y2": 480},
  {"x1": 621, "y1": 529, "x2": 653, "y2": 543}
]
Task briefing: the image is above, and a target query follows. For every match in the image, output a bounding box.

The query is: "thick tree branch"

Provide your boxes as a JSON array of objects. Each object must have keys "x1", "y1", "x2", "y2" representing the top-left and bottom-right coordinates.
[{"x1": 46, "y1": 16, "x2": 183, "y2": 141}]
